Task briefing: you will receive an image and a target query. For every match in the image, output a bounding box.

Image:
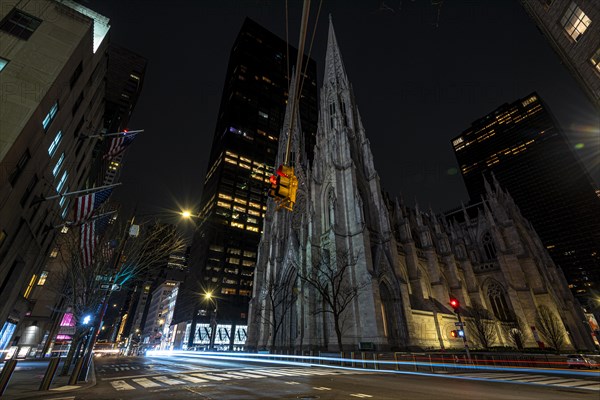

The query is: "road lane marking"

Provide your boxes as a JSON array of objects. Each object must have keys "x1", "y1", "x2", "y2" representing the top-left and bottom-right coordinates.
[
  {"x1": 212, "y1": 373, "x2": 246, "y2": 379},
  {"x1": 350, "y1": 394, "x2": 373, "y2": 398},
  {"x1": 50, "y1": 386, "x2": 80, "y2": 391},
  {"x1": 153, "y1": 376, "x2": 185, "y2": 385},
  {"x1": 227, "y1": 371, "x2": 266, "y2": 379},
  {"x1": 110, "y1": 380, "x2": 136, "y2": 391},
  {"x1": 174, "y1": 374, "x2": 209, "y2": 383},
  {"x1": 285, "y1": 381, "x2": 300, "y2": 384},
  {"x1": 313, "y1": 387, "x2": 332, "y2": 391},
  {"x1": 191, "y1": 373, "x2": 229, "y2": 381},
  {"x1": 132, "y1": 378, "x2": 162, "y2": 388}
]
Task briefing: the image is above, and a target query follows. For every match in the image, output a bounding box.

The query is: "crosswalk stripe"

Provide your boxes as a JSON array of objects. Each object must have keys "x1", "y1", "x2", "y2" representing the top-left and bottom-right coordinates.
[
  {"x1": 228, "y1": 372, "x2": 266, "y2": 379},
  {"x1": 153, "y1": 376, "x2": 185, "y2": 385},
  {"x1": 212, "y1": 373, "x2": 245, "y2": 379},
  {"x1": 174, "y1": 374, "x2": 208, "y2": 383},
  {"x1": 552, "y1": 380, "x2": 598, "y2": 387},
  {"x1": 454, "y1": 373, "x2": 600, "y2": 391},
  {"x1": 110, "y1": 380, "x2": 135, "y2": 391},
  {"x1": 191, "y1": 373, "x2": 229, "y2": 381},
  {"x1": 132, "y1": 378, "x2": 161, "y2": 388}
]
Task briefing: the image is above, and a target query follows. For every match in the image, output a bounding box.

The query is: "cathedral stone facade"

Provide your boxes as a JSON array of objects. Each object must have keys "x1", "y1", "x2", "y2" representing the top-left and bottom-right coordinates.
[{"x1": 247, "y1": 20, "x2": 594, "y2": 352}]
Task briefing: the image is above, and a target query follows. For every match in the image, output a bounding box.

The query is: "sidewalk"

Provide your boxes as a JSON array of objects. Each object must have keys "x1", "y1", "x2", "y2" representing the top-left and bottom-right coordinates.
[{"x1": 1, "y1": 358, "x2": 95, "y2": 399}]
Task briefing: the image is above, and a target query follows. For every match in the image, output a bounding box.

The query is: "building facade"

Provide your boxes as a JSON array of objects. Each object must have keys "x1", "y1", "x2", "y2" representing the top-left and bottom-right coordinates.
[
  {"x1": 172, "y1": 18, "x2": 318, "y2": 349},
  {"x1": 141, "y1": 280, "x2": 180, "y2": 350},
  {"x1": 451, "y1": 93, "x2": 600, "y2": 301},
  {"x1": 0, "y1": 0, "x2": 110, "y2": 355},
  {"x1": 521, "y1": 0, "x2": 600, "y2": 112},
  {"x1": 247, "y1": 20, "x2": 594, "y2": 352}
]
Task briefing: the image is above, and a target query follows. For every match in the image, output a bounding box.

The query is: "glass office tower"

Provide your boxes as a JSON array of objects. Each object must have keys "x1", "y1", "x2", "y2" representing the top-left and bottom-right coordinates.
[
  {"x1": 452, "y1": 93, "x2": 600, "y2": 300},
  {"x1": 173, "y1": 18, "x2": 318, "y2": 349}
]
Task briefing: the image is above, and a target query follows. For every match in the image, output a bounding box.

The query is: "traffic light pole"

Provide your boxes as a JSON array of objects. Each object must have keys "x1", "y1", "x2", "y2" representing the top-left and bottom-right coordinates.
[{"x1": 455, "y1": 311, "x2": 472, "y2": 364}]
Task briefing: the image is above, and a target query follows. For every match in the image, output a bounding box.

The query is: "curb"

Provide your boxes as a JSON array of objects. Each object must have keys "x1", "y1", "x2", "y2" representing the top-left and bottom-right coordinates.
[{"x1": 4, "y1": 359, "x2": 96, "y2": 400}]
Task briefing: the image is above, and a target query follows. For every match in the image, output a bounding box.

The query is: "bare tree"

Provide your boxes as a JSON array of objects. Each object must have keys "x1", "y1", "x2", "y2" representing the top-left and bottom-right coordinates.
[
  {"x1": 466, "y1": 302, "x2": 497, "y2": 350},
  {"x1": 51, "y1": 219, "x2": 185, "y2": 375},
  {"x1": 535, "y1": 305, "x2": 566, "y2": 353},
  {"x1": 299, "y1": 249, "x2": 369, "y2": 352},
  {"x1": 256, "y1": 268, "x2": 297, "y2": 350}
]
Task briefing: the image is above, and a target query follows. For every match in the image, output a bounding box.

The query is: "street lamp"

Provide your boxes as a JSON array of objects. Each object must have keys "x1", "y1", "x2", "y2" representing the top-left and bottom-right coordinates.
[
  {"x1": 180, "y1": 209, "x2": 193, "y2": 219},
  {"x1": 204, "y1": 291, "x2": 218, "y2": 351}
]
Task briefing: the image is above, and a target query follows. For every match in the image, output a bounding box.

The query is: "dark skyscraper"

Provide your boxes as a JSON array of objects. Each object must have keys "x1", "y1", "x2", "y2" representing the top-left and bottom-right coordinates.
[
  {"x1": 452, "y1": 92, "x2": 600, "y2": 300},
  {"x1": 172, "y1": 18, "x2": 318, "y2": 349}
]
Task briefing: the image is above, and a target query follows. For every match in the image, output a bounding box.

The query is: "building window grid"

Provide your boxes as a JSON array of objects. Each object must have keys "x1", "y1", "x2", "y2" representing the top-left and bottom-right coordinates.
[
  {"x1": 591, "y1": 47, "x2": 600, "y2": 73},
  {"x1": 0, "y1": 8, "x2": 42, "y2": 40},
  {"x1": 560, "y1": 2, "x2": 592, "y2": 42}
]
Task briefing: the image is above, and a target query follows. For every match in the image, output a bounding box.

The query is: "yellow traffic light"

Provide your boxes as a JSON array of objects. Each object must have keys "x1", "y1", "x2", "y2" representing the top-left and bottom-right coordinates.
[{"x1": 269, "y1": 165, "x2": 298, "y2": 211}]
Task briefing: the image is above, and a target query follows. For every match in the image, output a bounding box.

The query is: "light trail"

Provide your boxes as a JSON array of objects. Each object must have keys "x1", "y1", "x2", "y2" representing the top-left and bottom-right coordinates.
[{"x1": 144, "y1": 350, "x2": 599, "y2": 378}]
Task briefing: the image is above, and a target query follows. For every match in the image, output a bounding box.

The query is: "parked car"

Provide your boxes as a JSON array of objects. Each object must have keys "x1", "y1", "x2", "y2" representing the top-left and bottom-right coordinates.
[{"x1": 566, "y1": 354, "x2": 599, "y2": 369}]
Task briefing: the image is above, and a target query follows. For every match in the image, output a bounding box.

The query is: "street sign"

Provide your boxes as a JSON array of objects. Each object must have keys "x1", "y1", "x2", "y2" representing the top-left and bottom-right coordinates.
[
  {"x1": 454, "y1": 322, "x2": 464, "y2": 326},
  {"x1": 99, "y1": 283, "x2": 111, "y2": 290}
]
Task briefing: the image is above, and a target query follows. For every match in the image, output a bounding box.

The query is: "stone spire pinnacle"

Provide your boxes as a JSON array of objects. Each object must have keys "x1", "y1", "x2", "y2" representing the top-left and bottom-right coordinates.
[
  {"x1": 324, "y1": 17, "x2": 349, "y2": 90},
  {"x1": 276, "y1": 68, "x2": 302, "y2": 168}
]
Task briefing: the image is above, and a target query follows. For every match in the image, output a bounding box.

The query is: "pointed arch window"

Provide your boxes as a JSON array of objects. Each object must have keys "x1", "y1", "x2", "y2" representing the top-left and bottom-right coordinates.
[
  {"x1": 329, "y1": 101, "x2": 336, "y2": 129},
  {"x1": 482, "y1": 232, "x2": 497, "y2": 260},
  {"x1": 487, "y1": 281, "x2": 511, "y2": 321}
]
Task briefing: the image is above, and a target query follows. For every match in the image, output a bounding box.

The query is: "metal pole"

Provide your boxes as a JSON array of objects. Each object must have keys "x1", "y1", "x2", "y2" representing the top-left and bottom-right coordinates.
[
  {"x1": 456, "y1": 311, "x2": 472, "y2": 364},
  {"x1": 209, "y1": 300, "x2": 217, "y2": 350},
  {"x1": 84, "y1": 129, "x2": 144, "y2": 138},
  {"x1": 44, "y1": 182, "x2": 122, "y2": 201},
  {"x1": 39, "y1": 357, "x2": 60, "y2": 391},
  {"x1": 0, "y1": 359, "x2": 17, "y2": 396}
]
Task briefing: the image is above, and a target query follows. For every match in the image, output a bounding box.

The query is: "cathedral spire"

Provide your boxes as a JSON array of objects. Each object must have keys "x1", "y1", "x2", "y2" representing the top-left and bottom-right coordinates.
[
  {"x1": 324, "y1": 16, "x2": 349, "y2": 90},
  {"x1": 276, "y1": 68, "x2": 302, "y2": 168}
]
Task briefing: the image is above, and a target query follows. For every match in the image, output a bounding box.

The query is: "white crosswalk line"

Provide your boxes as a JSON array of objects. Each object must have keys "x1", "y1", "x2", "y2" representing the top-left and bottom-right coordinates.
[
  {"x1": 132, "y1": 378, "x2": 161, "y2": 388},
  {"x1": 192, "y1": 373, "x2": 229, "y2": 381},
  {"x1": 228, "y1": 372, "x2": 266, "y2": 379},
  {"x1": 153, "y1": 376, "x2": 185, "y2": 385},
  {"x1": 213, "y1": 373, "x2": 246, "y2": 379},
  {"x1": 110, "y1": 380, "x2": 135, "y2": 391},
  {"x1": 174, "y1": 374, "x2": 209, "y2": 383}
]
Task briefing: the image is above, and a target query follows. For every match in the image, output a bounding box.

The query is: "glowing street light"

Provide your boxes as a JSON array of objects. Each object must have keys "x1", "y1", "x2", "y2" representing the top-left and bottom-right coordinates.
[{"x1": 180, "y1": 210, "x2": 192, "y2": 219}]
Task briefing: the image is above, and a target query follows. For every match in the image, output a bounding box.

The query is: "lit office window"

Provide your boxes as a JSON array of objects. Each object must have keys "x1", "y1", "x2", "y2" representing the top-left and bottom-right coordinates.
[
  {"x1": 52, "y1": 153, "x2": 64, "y2": 176},
  {"x1": 23, "y1": 274, "x2": 37, "y2": 299},
  {"x1": 48, "y1": 130, "x2": 62, "y2": 156},
  {"x1": 560, "y1": 2, "x2": 592, "y2": 41},
  {"x1": 591, "y1": 47, "x2": 600, "y2": 73},
  {"x1": 37, "y1": 271, "x2": 48, "y2": 286},
  {"x1": 43, "y1": 101, "x2": 59, "y2": 131},
  {"x1": 56, "y1": 171, "x2": 68, "y2": 192}
]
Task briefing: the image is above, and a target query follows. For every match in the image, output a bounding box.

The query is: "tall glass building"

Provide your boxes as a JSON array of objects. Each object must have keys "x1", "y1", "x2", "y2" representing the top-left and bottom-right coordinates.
[
  {"x1": 172, "y1": 18, "x2": 318, "y2": 349},
  {"x1": 452, "y1": 92, "x2": 600, "y2": 301}
]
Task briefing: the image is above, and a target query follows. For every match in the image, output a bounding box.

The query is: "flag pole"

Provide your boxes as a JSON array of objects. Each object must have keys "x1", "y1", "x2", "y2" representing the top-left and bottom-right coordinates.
[
  {"x1": 43, "y1": 182, "x2": 122, "y2": 201},
  {"x1": 83, "y1": 129, "x2": 144, "y2": 138},
  {"x1": 54, "y1": 210, "x2": 117, "y2": 229}
]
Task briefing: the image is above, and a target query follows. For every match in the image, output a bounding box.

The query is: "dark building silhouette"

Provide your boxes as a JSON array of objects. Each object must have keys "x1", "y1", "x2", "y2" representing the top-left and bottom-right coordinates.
[
  {"x1": 172, "y1": 18, "x2": 318, "y2": 349},
  {"x1": 452, "y1": 92, "x2": 600, "y2": 300}
]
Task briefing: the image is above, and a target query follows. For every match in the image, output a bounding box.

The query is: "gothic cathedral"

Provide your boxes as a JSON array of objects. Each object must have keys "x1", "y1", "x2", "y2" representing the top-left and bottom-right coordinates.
[{"x1": 247, "y1": 19, "x2": 593, "y2": 352}]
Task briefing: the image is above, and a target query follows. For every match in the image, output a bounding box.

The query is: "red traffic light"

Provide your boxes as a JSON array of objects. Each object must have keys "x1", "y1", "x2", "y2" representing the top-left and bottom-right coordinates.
[{"x1": 449, "y1": 298, "x2": 460, "y2": 310}]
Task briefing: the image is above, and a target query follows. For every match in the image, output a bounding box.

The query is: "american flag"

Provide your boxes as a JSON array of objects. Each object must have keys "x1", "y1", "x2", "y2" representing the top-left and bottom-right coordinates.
[
  {"x1": 80, "y1": 221, "x2": 95, "y2": 267},
  {"x1": 80, "y1": 213, "x2": 113, "y2": 267},
  {"x1": 104, "y1": 135, "x2": 135, "y2": 160},
  {"x1": 73, "y1": 188, "x2": 113, "y2": 224}
]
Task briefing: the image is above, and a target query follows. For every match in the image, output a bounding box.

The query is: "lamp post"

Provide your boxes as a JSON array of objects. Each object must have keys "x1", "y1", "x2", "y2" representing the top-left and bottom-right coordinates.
[{"x1": 204, "y1": 291, "x2": 218, "y2": 351}]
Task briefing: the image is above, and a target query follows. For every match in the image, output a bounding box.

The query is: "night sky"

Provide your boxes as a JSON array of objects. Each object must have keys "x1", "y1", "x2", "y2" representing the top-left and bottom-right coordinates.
[{"x1": 85, "y1": 0, "x2": 599, "y2": 220}]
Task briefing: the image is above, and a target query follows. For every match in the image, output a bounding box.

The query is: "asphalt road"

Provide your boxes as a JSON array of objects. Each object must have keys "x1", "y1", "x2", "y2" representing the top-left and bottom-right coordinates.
[{"x1": 33, "y1": 354, "x2": 600, "y2": 400}]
